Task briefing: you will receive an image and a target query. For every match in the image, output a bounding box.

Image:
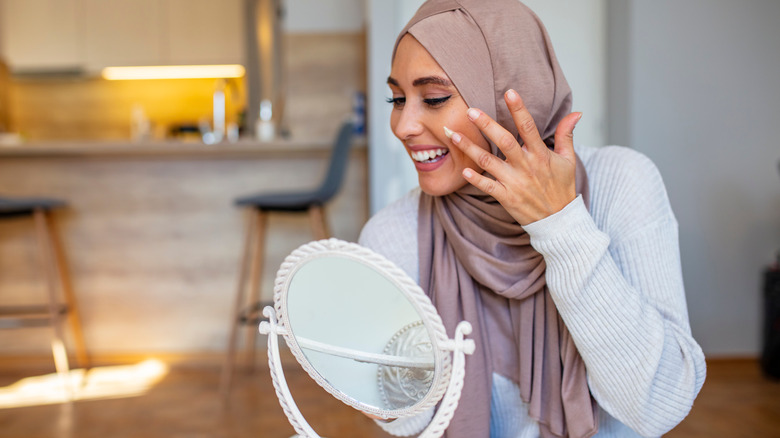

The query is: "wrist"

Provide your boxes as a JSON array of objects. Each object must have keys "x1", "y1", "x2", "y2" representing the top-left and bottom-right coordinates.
[{"x1": 522, "y1": 195, "x2": 608, "y2": 256}]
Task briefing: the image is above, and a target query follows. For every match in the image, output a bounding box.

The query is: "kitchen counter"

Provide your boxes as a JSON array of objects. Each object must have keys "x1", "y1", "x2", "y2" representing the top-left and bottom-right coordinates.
[
  {"x1": 0, "y1": 137, "x2": 364, "y2": 158},
  {"x1": 0, "y1": 137, "x2": 369, "y2": 361}
]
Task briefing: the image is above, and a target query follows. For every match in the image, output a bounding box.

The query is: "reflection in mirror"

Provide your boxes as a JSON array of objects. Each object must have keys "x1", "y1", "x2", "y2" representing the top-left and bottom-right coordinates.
[
  {"x1": 378, "y1": 321, "x2": 435, "y2": 409},
  {"x1": 285, "y1": 255, "x2": 434, "y2": 411}
]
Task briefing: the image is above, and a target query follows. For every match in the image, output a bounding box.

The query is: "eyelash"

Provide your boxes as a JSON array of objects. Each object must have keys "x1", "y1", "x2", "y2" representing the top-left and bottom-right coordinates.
[{"x1": 385, "y1": 95, "x2": 452, "y2": 109}]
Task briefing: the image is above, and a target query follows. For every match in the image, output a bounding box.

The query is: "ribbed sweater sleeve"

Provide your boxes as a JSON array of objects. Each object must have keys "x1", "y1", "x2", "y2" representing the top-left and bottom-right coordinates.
[{"x1": 523, "y1": 146, "x2": 706, "y2": 436}]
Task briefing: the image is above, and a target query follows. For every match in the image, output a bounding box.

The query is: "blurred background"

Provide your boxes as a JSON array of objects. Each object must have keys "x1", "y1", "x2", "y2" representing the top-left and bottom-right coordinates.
[{"x1": 0, "y1": 0, "x2": 778, "y2": 436}]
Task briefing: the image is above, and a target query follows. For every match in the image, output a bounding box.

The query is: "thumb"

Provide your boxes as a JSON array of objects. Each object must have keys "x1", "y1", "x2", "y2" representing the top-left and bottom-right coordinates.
[{"x1": 553, "y1": 112, "x2": 582, "y2": 161}]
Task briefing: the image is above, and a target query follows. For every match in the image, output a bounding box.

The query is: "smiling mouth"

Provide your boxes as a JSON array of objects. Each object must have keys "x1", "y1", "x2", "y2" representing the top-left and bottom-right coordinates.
[{"x1": 410, "y1": 148, "x2": 449, "y2": 163}]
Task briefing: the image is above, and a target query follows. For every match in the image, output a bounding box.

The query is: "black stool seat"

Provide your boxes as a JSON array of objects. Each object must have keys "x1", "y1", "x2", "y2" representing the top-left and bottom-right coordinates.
[
  {"x1": 0, "y1": 197, "x2": 66, "y2": 218},
  {"x1": 234, "y1": 190, "x2": 327, "y2": 212},
  {"x1": 234, "y1": 122, "x2": 354, "y2": 213}
]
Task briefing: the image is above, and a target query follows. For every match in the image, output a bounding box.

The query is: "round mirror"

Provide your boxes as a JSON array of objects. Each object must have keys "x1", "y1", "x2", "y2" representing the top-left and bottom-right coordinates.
[{"x1": 273, "y1": 239, "x2": 452, "y2": 419}]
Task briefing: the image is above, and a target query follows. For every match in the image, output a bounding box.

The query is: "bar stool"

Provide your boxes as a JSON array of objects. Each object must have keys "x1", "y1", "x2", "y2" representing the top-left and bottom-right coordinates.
[
  {"x1": 0, "y1": 197, "x2": 89, "y2": 389},
  {"x1": 220, "y1": 122, "x2": 354, "y2": 399}
]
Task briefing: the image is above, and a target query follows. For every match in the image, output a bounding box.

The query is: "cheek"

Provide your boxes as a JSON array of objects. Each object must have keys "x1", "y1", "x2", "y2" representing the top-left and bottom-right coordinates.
[
  {"x1": 443, "y1": 105, "x2": 483, "y2": 147},
  {"x1": 455, "y1": 129, "x2": 491, "y2": 170},
  {"x1": 464, "y1": 124, "x2": 491, "y2": 153}
]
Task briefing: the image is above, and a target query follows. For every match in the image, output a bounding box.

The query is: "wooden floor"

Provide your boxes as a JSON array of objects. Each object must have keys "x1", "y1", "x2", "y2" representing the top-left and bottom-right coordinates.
[
  {"x1": 0, "y1": 358, "x2": 777, "y2": 438},
  {"x1": 665, "y1": 359, "x2": 780, "y2": 438}
]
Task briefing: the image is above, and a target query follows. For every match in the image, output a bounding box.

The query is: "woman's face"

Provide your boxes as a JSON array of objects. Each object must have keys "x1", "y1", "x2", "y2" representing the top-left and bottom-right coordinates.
[{"x1": 388, "y1": 34, "x2": 491, "y2": 197}]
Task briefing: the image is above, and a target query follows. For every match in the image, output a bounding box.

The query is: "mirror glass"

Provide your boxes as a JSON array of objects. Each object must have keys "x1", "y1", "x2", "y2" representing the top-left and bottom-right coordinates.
[{"x1": 285, "y1": 254, "x2": 435, "y2": 411}]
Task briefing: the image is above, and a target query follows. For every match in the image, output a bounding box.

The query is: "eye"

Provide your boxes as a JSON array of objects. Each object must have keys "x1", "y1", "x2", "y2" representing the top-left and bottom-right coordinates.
[
  {"x1": 386, "y1": 97, "x2": 406, "y2": 109},
  {"x1": 423, "y1": 95, "x2": 452, "y2": 108}
]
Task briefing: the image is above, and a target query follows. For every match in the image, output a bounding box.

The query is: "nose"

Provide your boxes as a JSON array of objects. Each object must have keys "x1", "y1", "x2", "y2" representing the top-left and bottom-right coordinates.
[{"x1": 392, "y1": 105, "x2": 424, "y2": 141}]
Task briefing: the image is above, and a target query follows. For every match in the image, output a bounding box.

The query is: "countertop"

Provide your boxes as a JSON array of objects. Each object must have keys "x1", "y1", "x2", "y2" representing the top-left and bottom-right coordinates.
[{"x1": 0, "y1": 137, "x2": 366, "y2": 159}]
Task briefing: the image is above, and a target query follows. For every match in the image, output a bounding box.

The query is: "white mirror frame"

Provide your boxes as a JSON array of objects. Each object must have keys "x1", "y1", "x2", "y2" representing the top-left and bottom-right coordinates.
[{"x1": 258, "y1": 238, "x2": 476, "y2": 438}]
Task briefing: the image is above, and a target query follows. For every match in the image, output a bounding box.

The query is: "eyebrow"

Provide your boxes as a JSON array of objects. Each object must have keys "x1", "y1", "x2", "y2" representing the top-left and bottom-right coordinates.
[
  {"x1": 413, "y1": 76, "x2": 452, "y2": 87},
  {"x1": 386, "y1": 75, "x2": 453, "y2": 87}
]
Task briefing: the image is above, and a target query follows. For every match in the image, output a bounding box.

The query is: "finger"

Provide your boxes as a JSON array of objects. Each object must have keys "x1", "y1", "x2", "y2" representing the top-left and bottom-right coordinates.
[
  {"x1": 446, "y1": 126, "x2": 505, "y2": 177},
  {"x1": 466, "y1": 107, "x2": 524, "y2": 160},
  {"x1": 553, "y1": 112, "x2": 583, "y2": 162},
  {"x1": 503, "y1": 89, "x2": 546, "y2": 154},
  {"x1": 462, "y1": 167, "x2": 505, "y2": 198}
]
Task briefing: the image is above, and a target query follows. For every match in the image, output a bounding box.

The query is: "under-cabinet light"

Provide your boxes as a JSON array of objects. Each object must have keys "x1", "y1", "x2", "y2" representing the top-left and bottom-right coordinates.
[{"x1": 101, "y1": 64, "x2": 245, "y2": 80}]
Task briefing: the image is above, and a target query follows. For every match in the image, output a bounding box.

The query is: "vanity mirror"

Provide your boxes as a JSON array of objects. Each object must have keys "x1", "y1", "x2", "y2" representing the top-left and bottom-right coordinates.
[{"x1": 258, "y1": 238, "x2": 475, "y2": 438}]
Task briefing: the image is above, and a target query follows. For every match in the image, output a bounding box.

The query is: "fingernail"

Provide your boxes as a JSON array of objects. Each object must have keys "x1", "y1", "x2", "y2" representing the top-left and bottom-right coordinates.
[
  {"x1": 443, "y1": 126, "x2": 454, "y2": 138},
  {"x1": 467, "y1": 108, "x2": 480, "y2": 121},
  {"x1": 451, "y1": 132, "x2": 462, "y2": 144},
  {"x1": 506, "y1": 89, "x2": 519, "y2": 100},
  {"x1": 463, "y1": 168, "x2": 473, "y2": 178}
]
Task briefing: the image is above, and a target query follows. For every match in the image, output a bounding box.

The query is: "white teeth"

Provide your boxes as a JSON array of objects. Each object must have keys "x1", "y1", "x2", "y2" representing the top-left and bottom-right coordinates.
[{"x1": 411, "y1": 149, "x2": 447, "y2": 162}]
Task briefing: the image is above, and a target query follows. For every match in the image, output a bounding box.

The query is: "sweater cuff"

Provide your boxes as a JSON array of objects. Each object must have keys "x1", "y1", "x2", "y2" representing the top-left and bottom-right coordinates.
[{"x1": 522, "y1": 195, "x2": 610, "y2": 260}]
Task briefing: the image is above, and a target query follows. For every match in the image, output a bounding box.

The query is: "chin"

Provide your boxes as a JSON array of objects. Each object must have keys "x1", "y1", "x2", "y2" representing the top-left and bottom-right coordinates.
[{"x1": 418, "y1": 178, "x2": 467, "y2": 197}]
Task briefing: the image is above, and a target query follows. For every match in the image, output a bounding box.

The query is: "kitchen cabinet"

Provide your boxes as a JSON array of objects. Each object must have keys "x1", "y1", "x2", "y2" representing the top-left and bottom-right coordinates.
[
  {"x1": 165, "y1": 0, "x2": 245, "y2": 66},
  {"x1": 0, "y1": 0, "x2": 83, "y2": 73},
  {"x1": 0, "y1": 0, "x2": 245, "y2": 74},
  {"x1": 83, "y1": 0, "x2": 165, "y2": 69},
  {"x1": 84, "y1": 0, "x2": 245, "y2": 70}
]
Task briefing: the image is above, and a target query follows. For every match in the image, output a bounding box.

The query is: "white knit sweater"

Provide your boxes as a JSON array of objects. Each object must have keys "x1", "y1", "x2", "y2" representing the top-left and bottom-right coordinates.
[{"x1": 358, "y1": 145, "x2": 706, "y2": 437}]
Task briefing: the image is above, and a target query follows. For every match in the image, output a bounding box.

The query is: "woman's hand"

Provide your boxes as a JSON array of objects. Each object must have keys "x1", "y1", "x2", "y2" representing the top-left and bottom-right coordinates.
[{"x1": 447, "y1": 89, "x2": 582, "y2": 225}]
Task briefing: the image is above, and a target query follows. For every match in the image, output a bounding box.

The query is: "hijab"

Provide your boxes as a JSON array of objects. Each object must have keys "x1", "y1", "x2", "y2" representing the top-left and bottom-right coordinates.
[{"x1": 393, "y1": 1, "x2": 598, "y2": 436}]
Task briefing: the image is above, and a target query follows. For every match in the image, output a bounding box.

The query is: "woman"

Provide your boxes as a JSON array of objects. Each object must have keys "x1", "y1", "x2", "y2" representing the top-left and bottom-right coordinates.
[{"x1": 359, "y1": 0, "x2": 706, "y2": 437}]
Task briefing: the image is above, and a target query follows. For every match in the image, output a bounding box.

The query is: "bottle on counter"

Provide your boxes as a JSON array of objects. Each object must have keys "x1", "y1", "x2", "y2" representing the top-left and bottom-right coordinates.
[
  {"x1": 131, "y1": 104, "x2": 151, "y2": 142},
  {"x1": 256, "y1": 99, "x2": 275, "y2": 141}
]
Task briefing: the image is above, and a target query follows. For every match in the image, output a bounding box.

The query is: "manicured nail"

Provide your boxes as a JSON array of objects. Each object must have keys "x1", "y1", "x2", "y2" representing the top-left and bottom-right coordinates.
[
  {"x1": 443, "y1": 126, "x2": 454, "y2": 138},
  {"x1": 451, "y1": 132, "x2": 462, "y2": 144},
  {"x1": 467, "y1": 108, "x2": 480, "y2": 121},
  {"x1": 505, "y1": 89, "x2": 519, "y2": 100},
  {"x1": 463, "y1": 169, "x2": 473, "y2": 178}
]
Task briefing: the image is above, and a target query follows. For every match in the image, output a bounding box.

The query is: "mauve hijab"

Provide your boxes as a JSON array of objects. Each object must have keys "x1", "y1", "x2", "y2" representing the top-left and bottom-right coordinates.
[{"x1": 392, "y1": 0, "x2": 598, "y2": 437}]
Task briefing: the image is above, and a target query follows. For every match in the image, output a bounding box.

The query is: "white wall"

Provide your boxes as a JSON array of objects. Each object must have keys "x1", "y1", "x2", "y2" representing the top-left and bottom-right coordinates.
[
  {"x1": 608, "y1": 0, "x2": 780, "y2": 356},
  {"x1": 284, "y1": 0, "x2": 365, "y2": 33},
  {"x1": 366, "y1": 0, "x2": 424, "y2": 214},
  {"x1": 366, "y1": 0, "x2": 608, "y2": 214},
  {"x1": 523, "y1": 0, "x2": 607, "y2": 155}
]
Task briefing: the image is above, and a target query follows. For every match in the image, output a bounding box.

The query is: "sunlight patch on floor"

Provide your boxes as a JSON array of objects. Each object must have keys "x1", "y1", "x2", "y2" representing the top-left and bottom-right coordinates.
[{"x1": 0, "y1": 359, "x2": 168, "y2": 408}]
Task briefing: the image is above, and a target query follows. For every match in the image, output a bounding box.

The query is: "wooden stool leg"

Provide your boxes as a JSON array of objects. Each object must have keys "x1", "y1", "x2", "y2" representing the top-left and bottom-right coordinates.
[
  {"x1": 43, "y1": 211, "x2": 89, "y2": 368},
  {"x1": 308, "y1": 205, "x2": 331, "y2": 240},
  {"x1": 33, "y1": 209, "x2": 73, "y2": 399},
  {"x1": 220, "y1": 209, "x2": 259, "y2": 400},
  {"x1": 243, "y1": 209, "x2": 267, "y2": 370}
]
